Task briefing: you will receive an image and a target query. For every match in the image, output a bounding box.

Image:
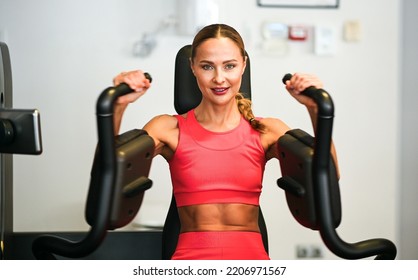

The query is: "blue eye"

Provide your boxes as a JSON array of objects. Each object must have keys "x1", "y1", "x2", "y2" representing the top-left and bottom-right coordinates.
[{"x1": 225, "y1": 64, "x2": 236, "y2": 70}]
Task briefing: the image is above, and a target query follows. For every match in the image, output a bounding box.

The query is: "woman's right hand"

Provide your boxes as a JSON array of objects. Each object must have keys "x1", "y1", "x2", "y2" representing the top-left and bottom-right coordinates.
[{"x1": 112, "y1": 70, "x2": 152, "y2": 106}]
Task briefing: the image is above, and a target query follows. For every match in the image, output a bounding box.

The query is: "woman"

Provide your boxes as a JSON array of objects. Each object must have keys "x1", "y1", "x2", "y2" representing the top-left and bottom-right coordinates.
[{"x1": 112, "y1": 24, "x2": 338, "y2": 260}]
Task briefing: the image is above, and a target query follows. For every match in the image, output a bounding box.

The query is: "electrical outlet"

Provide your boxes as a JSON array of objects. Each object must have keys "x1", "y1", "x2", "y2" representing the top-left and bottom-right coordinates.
[{"x1": 296, "y1": 244, "x2": 323, "y2": 259}]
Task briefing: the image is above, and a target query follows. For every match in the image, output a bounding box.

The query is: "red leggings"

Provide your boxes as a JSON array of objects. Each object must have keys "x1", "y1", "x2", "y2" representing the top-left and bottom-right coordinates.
[{"x1": 171, "y1": 231, "x2": 270, "y2": 260}]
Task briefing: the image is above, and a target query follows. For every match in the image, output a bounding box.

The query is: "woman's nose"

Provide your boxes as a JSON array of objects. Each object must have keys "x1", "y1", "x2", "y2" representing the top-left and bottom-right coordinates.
[{"x1": 212, "y1": 69, "x2": 225, "y2": 84}]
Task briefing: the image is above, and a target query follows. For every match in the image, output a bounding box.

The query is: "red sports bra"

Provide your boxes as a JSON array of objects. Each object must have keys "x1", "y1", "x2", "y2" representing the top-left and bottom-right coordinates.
[{"x1": 168, "y1": 110, "x2": 266, "y2": 207}]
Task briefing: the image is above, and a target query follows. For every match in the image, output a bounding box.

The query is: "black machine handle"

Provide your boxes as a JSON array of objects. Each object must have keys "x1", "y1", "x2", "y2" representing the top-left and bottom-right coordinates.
[
  {"x1": 282, "y1": 73, "x2": 397, "y2": 260},
  {"x1": 32, "y1": 73, "x2": 152, "y2": 259}
]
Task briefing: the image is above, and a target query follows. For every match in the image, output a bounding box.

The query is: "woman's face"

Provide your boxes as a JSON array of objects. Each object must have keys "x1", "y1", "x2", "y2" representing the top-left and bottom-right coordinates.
[{"x1": 191, "y1": 37, "x2": 246, "y2": 106}]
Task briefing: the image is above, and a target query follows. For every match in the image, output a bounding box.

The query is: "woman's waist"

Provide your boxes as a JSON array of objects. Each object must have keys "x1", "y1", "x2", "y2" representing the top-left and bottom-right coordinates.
[
  {"x1": 178, "y1": 203, "x2": 260, "y2": 233},
  {"x1": 174, "y1": 189, "x2": 261, "y2": 207}
]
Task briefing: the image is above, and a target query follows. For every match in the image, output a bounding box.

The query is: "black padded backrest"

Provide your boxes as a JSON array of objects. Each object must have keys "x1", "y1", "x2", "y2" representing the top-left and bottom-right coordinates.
[
  {"x1": 174, "y1": 45, "x2": 251, "y2": 115},
  {"x1": 162, "y1": 45, "x2": 268, "y2": 260}
]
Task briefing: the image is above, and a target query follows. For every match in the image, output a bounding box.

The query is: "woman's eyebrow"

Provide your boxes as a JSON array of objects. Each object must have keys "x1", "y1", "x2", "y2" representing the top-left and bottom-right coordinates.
[{"x1": 198, "y1": 59, "x2": 238, "y2": 64}]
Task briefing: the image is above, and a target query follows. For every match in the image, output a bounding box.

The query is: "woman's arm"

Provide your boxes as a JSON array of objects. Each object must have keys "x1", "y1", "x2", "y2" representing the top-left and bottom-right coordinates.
[
  {"x1": 112, "y1": 70, "x2": 151, "y2": 134},
  {"x1": 285, "y1": 73, "x2": 340, "y2": 178}
]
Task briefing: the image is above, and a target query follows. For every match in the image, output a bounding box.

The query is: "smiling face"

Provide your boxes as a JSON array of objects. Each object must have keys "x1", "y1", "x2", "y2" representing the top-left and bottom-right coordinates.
[{"x1": 190, "y1": 37, "x2": 246, "y2": 106}]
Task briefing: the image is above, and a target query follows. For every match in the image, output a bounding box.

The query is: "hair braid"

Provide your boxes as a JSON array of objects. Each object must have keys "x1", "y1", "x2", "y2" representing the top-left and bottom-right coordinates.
[{"x1": 235, "y1": 93, "x2": 265, "y2": 132}]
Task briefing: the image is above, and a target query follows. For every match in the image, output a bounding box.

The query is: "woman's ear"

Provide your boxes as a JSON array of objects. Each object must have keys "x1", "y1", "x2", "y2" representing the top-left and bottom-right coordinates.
[
  {"x1": 242, "y1": 55, "x2": 248, "y2": 75},
  {"x1": 189, "y1": 58, "x2": 195, "y2": 75}
]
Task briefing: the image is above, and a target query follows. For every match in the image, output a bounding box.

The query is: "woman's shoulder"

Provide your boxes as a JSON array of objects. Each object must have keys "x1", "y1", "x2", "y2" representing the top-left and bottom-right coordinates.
[
  {"x1": 259, "y1": 117, "x2": 289, "y2": 131},
  {"x1": 144, "y1": 113, "x2": 179, "y2": 132},
  {"x1": 256, "y1": 117, "x2": 290, "y2": 159},
  {"x1": 143, "y1": 114, "x2": 180, "y2": 158},
  {"x1": 259, "y1": 117, "x2": 291, "y2": 143}
]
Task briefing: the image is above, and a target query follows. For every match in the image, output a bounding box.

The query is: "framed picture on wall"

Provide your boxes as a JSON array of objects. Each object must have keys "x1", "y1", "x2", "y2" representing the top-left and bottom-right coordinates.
[{"x1": 257, "y1": 0, "x2": 339, "y2": 8}]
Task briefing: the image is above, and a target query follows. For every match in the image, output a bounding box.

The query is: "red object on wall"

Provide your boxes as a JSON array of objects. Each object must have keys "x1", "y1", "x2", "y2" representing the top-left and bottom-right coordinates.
[{"x1": 288, "y1": 26, "x2": 308, "y2": 41}]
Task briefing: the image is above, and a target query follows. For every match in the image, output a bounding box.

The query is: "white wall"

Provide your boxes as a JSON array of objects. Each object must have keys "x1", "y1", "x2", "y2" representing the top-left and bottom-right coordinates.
[
  {"x1": 400, "y1": 0, "x2": 418, "y2": 260},
  {"x1": 0, "y1": 0, "x2": 401, "y2": 259}
]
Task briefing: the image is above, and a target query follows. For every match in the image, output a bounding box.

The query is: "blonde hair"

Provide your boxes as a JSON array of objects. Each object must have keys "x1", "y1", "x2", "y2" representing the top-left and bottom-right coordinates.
[{"x1": 236, "y1": 93, "x2": 265, "y2": 132}]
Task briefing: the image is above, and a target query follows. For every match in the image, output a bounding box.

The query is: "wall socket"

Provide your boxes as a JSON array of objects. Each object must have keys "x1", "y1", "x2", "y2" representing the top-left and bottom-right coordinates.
[{"x1": 296, "y1": 244, "x2": 323, "y2": 259}]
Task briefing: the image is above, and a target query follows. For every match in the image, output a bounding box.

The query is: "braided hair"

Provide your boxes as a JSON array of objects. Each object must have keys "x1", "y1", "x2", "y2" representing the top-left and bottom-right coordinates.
[{"x1": 236, "y1": 93, "x2": 265, "y2": 132}]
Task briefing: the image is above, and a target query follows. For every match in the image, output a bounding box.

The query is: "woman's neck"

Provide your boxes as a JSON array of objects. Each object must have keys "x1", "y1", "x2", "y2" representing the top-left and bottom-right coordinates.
[{"x1": 194, "y1": 102, "x2": 241, "y2": 132}]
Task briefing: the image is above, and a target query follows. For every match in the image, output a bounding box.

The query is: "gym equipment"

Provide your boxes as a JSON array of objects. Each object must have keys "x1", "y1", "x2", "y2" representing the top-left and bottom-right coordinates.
[
  {"x1": 26, "y1": 44, "x2": 396, "y2": 260},
  {"x1": 277, "y1": 73, "x2": 397, "y2": 259},
  {"x1": 1, "y1": 42, "x2": 43, "y2": 260},
  {"x1": 32, "y1": 78, "x2": 154, "y2": 259},
  {"x1": 0, "y1": 108, "x2": 42, "y2": 155}
]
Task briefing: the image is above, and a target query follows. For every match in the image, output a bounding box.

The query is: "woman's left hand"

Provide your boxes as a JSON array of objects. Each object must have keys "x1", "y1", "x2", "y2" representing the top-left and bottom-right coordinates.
[{"x1": 284, "y1": 73, "x2": 323, "y2": 110}]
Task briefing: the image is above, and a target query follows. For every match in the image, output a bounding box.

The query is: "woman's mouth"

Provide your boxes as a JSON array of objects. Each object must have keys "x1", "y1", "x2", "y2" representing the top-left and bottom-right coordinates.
[{"x1": 212, "y1": 87, "x2": 229, "y2": 95}]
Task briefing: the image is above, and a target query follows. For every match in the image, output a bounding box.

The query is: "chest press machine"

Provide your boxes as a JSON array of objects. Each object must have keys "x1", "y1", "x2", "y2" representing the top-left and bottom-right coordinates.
[{"x1": 30, "y1": 46, "x2": 396, "y2": 260}]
